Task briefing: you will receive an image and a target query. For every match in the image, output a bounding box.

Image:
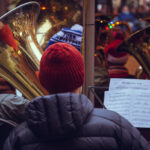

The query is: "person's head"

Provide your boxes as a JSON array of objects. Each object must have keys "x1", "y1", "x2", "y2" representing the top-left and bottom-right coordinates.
[
  {"x1": 137, "y1": 5, "x2": 145, "y2": 13},
  {"x1": 112, "y1": 29, "x2": 126, "y2": 41},
  {"x1": 46, "y1": 24, "x2": 83, "y2": 52},
  {"x1": 38, "y1": 43, "x2": 85, "y2": 94},
  {"x1": 122, "y1": 5, "x2": 130, "y2": 14},
  {"x1": 105, "y1": 40, "x2": 129, "y2": 66}
]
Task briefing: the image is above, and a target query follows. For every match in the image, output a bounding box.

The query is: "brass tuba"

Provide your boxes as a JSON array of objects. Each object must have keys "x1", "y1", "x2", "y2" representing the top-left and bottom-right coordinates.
[
  {"x1": 117, "y1": 25, "x2": 150, "y2": 79},
  {"x1": 0, "y1": 1, "x2": 48, "y2": 100}
]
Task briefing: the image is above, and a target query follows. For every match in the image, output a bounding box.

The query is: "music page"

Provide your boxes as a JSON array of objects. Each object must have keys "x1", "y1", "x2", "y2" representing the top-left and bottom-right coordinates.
[
  {"x1": 109, "y1": 78, "x2": 150, "y2": 90},
  {"x1": 104, "y1": 79, "x2": 150, "y2": 128}
]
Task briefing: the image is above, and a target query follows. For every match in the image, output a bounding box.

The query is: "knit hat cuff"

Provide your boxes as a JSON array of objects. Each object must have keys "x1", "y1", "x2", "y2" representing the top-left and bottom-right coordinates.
[
  {"x1": 39, "y1": 69, "x2": 84, "y2": 94},
  {"x1": 107, "y1": 53, "x2": 128, "y2": 64}
]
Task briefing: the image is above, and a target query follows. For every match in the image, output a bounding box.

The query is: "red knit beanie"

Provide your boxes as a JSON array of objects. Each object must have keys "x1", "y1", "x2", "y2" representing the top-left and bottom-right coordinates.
[
  {"x1": 39, "y1": 43, "x2": 85, "y2": 94},
  {"x1": 105, "y1": 40, "x2": 128, "y2": 64}
]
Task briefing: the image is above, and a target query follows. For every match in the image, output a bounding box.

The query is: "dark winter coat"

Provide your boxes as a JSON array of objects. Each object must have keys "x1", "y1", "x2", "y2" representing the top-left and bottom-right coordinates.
[
  {"x1": 3, "y1": 93, "x2": 150, "y2": 150},
  {"x1": 0, "y1": 118, "x2": 17, "y2": 150},
  {"x1": 0, "y1": 94, "x2": 29, "y2": 150},
  {"x1": 0, "y1": 94, "x2": 29, "y2": 124}
]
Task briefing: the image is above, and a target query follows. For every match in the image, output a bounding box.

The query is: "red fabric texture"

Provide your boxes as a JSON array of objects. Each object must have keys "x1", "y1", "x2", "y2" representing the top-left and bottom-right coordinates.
[
  {"x1": 108, "y1": 65, "x2": 130, "y2": 78},
  {"x1": 0, "y1": 77, "x2": 16, "y2": 94},
  {"x1": 113, "y1": 30, "x2": 126, "y2": 40},
  {"x1": 39, "y1": 43, "x2": 85, "y2": 94},
  {"x1": 0, "y1": 25, "x2": 18, "y2": 50},
  {"x1": 104, "y1": 40, "x2": 127, "y2": 57}
]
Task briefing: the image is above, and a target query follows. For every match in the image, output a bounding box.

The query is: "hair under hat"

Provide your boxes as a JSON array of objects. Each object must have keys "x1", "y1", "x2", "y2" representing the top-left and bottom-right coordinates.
[{"x1": 39, "y1": 43, "x2": 85, "y2": 94}]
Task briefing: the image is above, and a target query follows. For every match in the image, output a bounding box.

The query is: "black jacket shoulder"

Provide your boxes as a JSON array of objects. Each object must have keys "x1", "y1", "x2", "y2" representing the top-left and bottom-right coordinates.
[{"x1": 3, "y1": 93, "x2": 150, "y2": 150}]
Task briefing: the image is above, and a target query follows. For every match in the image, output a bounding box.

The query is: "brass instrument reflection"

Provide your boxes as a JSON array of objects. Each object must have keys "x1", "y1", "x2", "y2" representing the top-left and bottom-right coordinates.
[{"x1": 0, "y1": 2, "x2": 48, "y2": 100}]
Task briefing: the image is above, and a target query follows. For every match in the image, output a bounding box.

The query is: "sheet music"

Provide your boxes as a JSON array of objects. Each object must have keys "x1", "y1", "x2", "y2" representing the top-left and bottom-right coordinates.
[
  {"x1": 104, "y1": 79, "x2": 150, "y2": 128},
  {"x1": 109, "y1": 78, "x2": 150, "y2": 90}
]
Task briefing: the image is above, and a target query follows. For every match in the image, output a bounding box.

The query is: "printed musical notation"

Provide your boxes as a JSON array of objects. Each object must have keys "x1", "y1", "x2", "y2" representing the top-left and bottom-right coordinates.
[{"x1": 104, "y1": 78, "x2": 150, "y2": 128}]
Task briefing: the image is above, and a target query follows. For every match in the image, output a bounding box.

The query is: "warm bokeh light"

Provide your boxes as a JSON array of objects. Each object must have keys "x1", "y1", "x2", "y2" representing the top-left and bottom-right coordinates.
[
  {"x1": 41, "y1": 6, "x2": 47, "y2": 10},
  {"x1": 17, "y1": 50, "x2": 22, "y2": 55},
  {"x1": 112, "y1": 24, "x2": 115, "y2": 27},
  {"x1": 64, "y1": 6, "x2": 68, "y2": 11},
  {"x1": 116, "y1": 22, "x2": 120, "y2": 25}
]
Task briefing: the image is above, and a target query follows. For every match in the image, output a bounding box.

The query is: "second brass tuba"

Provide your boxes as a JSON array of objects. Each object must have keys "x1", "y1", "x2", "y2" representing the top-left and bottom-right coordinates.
[
  {"x1": 117, "y1": 25, "x2": 150, "y2": 79},
  {"x1": 0, "y1": 1, "x2": 48, "y2": 100}
]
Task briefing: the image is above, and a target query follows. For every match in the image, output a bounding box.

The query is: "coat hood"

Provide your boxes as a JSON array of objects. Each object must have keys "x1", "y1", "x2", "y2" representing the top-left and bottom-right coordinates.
[{"x1": 25, "y1": 93, "x2": 93, "y2": 140}]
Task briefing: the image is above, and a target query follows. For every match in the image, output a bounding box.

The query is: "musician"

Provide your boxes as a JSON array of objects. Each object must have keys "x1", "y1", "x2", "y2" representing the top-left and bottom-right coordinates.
[
  {"x1": 105, "y1": 39, "x2": 135, "y2": 78},
  {"x1": 3, "y1": 43, "x2": 149, "y2": 150},
  {"x1": 104, "y1": 29, "x2": 135, "y2": 79}
]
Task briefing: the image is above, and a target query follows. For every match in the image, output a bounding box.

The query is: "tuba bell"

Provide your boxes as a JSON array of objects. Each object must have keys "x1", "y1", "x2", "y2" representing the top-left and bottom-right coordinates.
[
  {"x1": 117, "y1": 25, "x2": 150, "y2": 79},
  {"x1": 0, "y1": 1, "x2": 48, "y2": 100}
]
